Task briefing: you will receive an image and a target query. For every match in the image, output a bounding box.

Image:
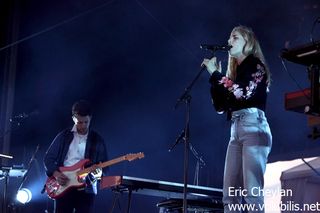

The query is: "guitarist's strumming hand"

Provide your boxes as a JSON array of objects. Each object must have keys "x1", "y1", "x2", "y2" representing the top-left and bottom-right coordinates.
[{"x1": 53, "y1": 170, "x2": 69, "y2": 186}]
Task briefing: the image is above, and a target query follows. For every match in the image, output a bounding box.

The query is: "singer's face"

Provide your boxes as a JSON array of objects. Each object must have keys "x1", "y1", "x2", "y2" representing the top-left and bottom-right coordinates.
[
  {"x1": 228, "y1": 31, "x2": 246, "y2": 58},
  {"x1": 72, "y1": 114, "x2": 91, "y2": 135}
]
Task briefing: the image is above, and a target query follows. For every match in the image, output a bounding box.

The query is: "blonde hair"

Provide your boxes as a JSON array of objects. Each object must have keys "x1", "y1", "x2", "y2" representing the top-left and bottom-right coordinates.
[{"x1": 226, "y1": 25, "x2": 271, "y2": 87}]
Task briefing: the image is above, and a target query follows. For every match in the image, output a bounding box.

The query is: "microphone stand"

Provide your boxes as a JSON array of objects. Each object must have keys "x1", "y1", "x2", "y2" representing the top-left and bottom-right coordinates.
[
  {"x1": 170, "y1": 47, "x2": 218, "y2": 212},
  {"x1": 171, "y1": 64, "x2": 207, "y2": 213},
  {"x1": 0, "y1": 155, "x2": 13, "y2": 213},
  {"x1": 189, "y1": 142, "x2": 206, "y2": 186},
  {"x1": 17, "y1": 144, "x2": 40, "y2": 191},
  {"x1": 0, "y1": 110, "x2": 39, "y2": 139},
  {"x1": 0, "y1": 113, "x2": 37, "y2": 212},
  {"x1": 1, "y1": 166, "x2": 11, "y2": 213}
]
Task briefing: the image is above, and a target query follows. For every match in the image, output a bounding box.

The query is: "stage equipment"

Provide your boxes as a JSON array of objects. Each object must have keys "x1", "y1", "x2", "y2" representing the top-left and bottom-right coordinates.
[
  {"x1": 282, "y1": 40, "x2": 320, "y2": 138},
  {"x1": 171, "y1": 45, "x2": 227, "y2": 212},
  {"x1": 0, "y1": 165, "x2": 27, "y2": 213},
  {"x1": 282, "y1": 39, "x2": 320, "y2": 115},
  {"x1": 100, "y1": 175, "x2": 223, "y2": 212},
  {"x1": 16, "y1": 188, "x2": 32, "y2": 204}
]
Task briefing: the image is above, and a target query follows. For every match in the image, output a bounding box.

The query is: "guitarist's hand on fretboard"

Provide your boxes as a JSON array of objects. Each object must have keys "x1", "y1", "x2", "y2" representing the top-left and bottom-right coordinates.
[
  {"x1": 91, "y1": 167, "x2": 102, "y2": 180},
  {"x1": 53, "y1": 170, "x2": 69, "y2": 186}
]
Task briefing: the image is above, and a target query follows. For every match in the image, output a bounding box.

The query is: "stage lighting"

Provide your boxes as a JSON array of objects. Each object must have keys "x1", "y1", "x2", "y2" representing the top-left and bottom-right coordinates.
[{"x1": 16, "y1": 188, "x2": 32, "y2": 204}]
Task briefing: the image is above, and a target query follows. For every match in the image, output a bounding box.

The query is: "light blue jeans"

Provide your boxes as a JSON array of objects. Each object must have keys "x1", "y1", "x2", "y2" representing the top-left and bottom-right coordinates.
[{"x1": 223, "y1": 108, "x2": 272, "y2": 213}]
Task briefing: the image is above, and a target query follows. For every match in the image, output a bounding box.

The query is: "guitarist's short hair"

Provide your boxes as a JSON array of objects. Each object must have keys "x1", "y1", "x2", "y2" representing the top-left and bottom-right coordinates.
[{"x1": 72, "y1": 100, "x2": 92, "y2": 116}]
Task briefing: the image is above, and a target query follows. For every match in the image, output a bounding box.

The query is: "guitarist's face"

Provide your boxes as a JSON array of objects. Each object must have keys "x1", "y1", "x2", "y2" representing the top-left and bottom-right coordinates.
[{"x1": 72, "y1": 114, "x2": 91, "y2": 135}]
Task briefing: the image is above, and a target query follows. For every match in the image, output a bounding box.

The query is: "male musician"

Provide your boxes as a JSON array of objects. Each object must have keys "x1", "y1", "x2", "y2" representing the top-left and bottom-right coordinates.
[{"x1": 44, "y1": 100, "x2": 108, "y2": 213}]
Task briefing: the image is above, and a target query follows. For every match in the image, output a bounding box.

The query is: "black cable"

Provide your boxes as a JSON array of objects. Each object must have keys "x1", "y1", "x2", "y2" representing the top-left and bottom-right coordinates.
[
  {"x1": 0, "y1": 0, "x2": 116, "y2": 53},
  {"x1": 109, "y1": 191, "x2": 120, "y2": 213},
  {"x1": 280, "y1": 58, "x2": 311, "y2": 100},
  {"x1": 134, "y1": 0, "x2": 199, "y2": 62},
  {"x1": 310, "y1": 16, "x2": 320, "y2": 43},
  {"x1": 301, "y1": 158, "x2": 320, "y2": 176}
]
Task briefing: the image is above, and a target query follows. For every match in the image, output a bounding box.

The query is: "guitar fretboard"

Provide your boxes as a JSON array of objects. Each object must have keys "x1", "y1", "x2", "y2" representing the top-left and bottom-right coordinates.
[{"x1": 77, "y1": 156, "x2": 126, "y2": 176}]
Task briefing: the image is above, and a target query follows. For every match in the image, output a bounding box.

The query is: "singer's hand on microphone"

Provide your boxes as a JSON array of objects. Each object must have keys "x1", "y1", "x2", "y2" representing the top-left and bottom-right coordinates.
[{"x1": 201, "y1": 57, "x2": 221, "y2": 75}]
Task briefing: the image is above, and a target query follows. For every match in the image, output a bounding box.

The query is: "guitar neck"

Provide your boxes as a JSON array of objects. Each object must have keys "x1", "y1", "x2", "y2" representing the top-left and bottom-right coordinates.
[{"x1": 78, "y1": 156, "x2": 126, "y2": 176}]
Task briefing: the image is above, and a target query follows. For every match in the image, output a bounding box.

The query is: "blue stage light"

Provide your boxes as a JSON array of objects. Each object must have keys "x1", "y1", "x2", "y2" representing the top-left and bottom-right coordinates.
[{"x1": 16, "y1": 188, "x2": 32, "y2": 204}]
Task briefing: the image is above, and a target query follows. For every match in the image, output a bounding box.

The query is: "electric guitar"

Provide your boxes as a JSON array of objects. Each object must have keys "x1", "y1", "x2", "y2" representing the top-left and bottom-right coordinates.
[{"x1": 45, "y1": 152, "x2": 144, "y2": 199}]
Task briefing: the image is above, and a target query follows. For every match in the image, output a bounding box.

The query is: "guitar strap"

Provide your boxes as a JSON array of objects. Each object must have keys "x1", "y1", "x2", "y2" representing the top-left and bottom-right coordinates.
[
  {"x1": 86, "y1": 130, "x2": 98, "y2": 163},
  {"x1": 57, "y1": 129, "x2": 74, "y2": 168}
]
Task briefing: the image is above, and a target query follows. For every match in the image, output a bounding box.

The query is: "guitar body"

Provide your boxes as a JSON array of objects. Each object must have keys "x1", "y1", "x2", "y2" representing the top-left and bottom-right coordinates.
[{"x1": 45, "y1": 159, "x2": 90, "y2": 199}]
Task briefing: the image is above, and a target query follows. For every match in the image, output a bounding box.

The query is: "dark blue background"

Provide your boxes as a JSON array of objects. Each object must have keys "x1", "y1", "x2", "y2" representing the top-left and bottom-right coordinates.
[{"x1": 1, "y1": 0, "x2": 320, "y2": 212}]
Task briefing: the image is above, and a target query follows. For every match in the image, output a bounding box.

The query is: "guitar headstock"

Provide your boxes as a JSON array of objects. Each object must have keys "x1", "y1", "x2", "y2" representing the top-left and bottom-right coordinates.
[{"x1": 125, "y1": 152, "x2": 145, "y2": 161}]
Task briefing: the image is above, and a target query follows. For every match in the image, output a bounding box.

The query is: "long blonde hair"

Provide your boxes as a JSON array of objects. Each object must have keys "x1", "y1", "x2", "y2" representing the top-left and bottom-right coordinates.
[{"x1": 226, "y1": 26, "x2": 271, "y2": 87}]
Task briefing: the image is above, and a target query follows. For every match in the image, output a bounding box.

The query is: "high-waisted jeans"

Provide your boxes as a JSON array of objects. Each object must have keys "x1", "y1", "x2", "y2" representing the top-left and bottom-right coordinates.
[{"x1": 223, "y1": 108, "x2": 272, "y2": 213}]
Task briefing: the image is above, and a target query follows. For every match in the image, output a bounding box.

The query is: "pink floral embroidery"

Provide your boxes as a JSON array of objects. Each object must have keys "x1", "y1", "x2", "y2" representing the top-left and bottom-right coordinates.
[
  {"x1": 218, "y1": 64, "x2": 265, "y2": 100},
  {"x1": 232, "y1": 84, "x2": 244, "y2": 99},
  {"x1": 244, "y1": 64, "x2": 265, "y2": 99},
  {"x1": 219, "y1": 77, "x2": 243, "y2": 99}
]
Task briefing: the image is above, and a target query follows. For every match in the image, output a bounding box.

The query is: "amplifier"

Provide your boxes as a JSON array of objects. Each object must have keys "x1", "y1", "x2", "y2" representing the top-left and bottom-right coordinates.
[
  {"x1": 285, "y1": 88, "x2": 320, "y2": 126},
  {"x1": 285, "y1": 88, "x2": 311, "y2": 113}
]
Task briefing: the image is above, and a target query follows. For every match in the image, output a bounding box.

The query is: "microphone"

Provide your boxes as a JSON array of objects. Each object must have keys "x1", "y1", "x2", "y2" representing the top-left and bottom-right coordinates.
[
  {"x1": 200, "y1": 44, "x2": 232, "y2": 51},
  {"x1": 10, "y1": 110, "x2": 39, "y2": 122}
]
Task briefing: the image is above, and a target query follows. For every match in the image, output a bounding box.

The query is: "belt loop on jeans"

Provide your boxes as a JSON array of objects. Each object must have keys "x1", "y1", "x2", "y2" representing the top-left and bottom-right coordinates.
[
  {"x1": 231, "y1": 107, "x2": 263, "y2": 121},
  {"x1": 240, "y1": 113, "x2": 246, "y2": 120}
]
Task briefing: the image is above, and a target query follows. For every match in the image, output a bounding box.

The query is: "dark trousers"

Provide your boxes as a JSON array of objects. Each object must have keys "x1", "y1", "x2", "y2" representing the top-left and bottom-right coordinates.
[{"x1": 54, "y1": 189, "x2": 95, "y2": 213}]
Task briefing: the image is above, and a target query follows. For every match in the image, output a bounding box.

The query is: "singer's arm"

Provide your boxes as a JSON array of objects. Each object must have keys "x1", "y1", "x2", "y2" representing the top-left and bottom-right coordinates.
[
  {"x1": 202, "y1": 57, "x2": 226, "y2": 113},
  {"x1": 209, "y1": 57, "x2": 268, "y2": 112},
  {"x1": 209, "y1": 71, "x2": 229, "y2": 113}
]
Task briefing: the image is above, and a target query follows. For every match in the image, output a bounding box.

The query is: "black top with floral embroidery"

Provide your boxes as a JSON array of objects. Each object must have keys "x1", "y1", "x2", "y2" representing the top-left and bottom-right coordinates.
[{"x1": 209, "y1": 54, "x2": 268, "y2": 115}]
